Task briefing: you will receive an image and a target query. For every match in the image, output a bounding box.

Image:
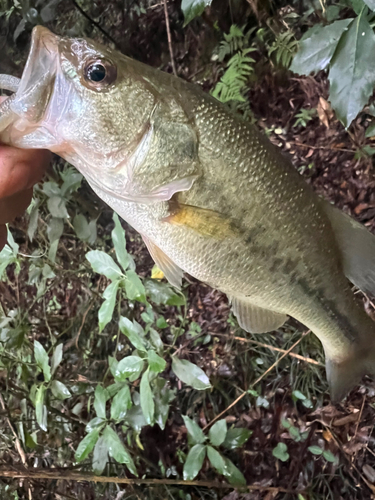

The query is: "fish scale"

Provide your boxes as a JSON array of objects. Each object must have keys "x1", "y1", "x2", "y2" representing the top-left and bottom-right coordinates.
[{"x1": 1, "y1": 26, "x2": 375, "y2": 400}]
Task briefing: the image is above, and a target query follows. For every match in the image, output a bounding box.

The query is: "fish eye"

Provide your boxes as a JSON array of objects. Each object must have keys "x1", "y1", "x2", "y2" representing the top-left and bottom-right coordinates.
[{"x1": 83, "y1": 59, "x2": 117, "y2": 89}]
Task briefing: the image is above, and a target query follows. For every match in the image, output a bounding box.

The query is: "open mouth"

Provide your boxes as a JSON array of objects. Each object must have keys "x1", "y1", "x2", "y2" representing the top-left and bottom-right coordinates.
[
  {"x1": 0, "y1": 26, "x2": 66, "y2": 147},
  {"x1": 11, "y1": 26, "x2": 60, "y2": 123}
]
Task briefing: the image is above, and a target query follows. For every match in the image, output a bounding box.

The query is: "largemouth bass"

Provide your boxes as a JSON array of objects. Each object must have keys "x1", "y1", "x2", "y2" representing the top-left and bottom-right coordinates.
[{"x1": 1, "y1": 26, "x2": 375, "y2": 400}]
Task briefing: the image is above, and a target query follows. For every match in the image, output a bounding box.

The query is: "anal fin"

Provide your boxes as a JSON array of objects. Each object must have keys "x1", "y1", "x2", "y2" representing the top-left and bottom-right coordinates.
[
  {"x1": 142, "y1": 235, "x2": 183, "y2": 289},
  {"x1": 230, "y1": 296, "x2": 287, "y2": 333}
]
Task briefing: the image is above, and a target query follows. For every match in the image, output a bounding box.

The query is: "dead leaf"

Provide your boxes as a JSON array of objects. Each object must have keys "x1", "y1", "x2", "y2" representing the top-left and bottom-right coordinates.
[
  {"x1": 333, "y1": 413, "x2": 360, "y2": 426},
  {"x1": 317, "y1": 96, "x2": 333, "y2": 128}
]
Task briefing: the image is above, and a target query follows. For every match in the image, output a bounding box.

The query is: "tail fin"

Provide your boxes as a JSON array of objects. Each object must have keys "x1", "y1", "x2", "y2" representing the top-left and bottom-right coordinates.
[{"x1": 326, "y1": 343, "x2": 375, "y2": 401}]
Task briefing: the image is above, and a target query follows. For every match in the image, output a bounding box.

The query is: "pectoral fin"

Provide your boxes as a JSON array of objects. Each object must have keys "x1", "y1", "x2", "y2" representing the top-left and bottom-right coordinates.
[
  {"x1": 142, "y1": 235, "x2": 183, "y2": 289},
  {"x1": 165, "y1": 202, "x2": 239, "y2": 239},
  {"x1": 230, "y1": 296, "x2": 287, "y2": 333},
  {"x1": 322, "y1": 201, "x2": 375, "y2": 296}
]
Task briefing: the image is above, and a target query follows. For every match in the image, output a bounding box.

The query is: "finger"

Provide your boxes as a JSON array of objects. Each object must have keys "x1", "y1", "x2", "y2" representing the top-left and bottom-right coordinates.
[
  {"x1": 0, "y1": 145, "x2": 51, "y2": 199},
  {"x1": 0, "y1": 224, "x2": 6, "y2": 250},
  {"x1": 0, "y1": 188, "x2": 33, "y2": 224}
]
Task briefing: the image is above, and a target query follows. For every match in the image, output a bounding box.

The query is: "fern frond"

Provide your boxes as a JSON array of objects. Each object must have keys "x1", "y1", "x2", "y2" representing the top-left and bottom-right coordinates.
[
  {"x1": 212, "y1": 48, "x2": 256, "y2": 104},
  {"x1": 268, "y1": 31, "x2": 298, "y2": 68},
  {"x1": 218, "y1": 24, "x2": 246, "y2": 61}
]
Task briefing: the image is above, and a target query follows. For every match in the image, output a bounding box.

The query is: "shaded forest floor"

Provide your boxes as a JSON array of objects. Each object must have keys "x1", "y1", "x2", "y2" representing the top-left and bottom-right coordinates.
[{"x1": 2, "y1": 1, "x2": 375, "y2": 499}]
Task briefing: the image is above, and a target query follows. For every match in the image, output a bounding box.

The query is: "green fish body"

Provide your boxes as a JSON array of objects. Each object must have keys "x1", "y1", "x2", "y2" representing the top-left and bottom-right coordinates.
[{"x1": 1, "y1": 26, "x2": 375, "y2": 400}]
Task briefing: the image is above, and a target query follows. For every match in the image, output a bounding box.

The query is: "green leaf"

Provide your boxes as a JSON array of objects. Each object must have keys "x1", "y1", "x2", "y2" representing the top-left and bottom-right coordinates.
[
  {"x1": 86, "y1": 250, "x2": 123, "y2": 281},
  {"x1": 291, "y1": 19, "x2": 352, "y2": 75},
  {"x1": 47, "y1": 217, "x2": 64, "y2": 244},
  {"x1": 183, "y1": 444, "x2": 206, "y2": 480},
  {"x1": 42, "y1": 181, "x2": 60, "y2": 197},
  {"x1": 112, "y1": 213, "x2": 130, "y2": 271},
  {"x1": 329, "y1": 13, "x2": 375, "y2": 127},
  {"x1": 363, "y1": 0, "x2": 375, "y2": 11},
  {"x1": 149, "y1": 328, "x2": 164, "y2": 355},
  {"x1": 114, "y1": 356, "x2": 144, "y2": 381},
  {"x1": 156, "y1": 317, "x2": 168, "y2": 329},
  {"x1": 108, "y1": 356, "x2": 119, "y2": 378},
  {"x1": 172, "y1": 358, "x2": 211, "y2": 390},
  {"x1": 365, "y1": 121, "x2": 375, "y2": 137},
  {"x1": 125, "y1": 404, "x2": 147, "y2": 431},
  {"x1": 292, "y1": 390, "x2": 306, "y2": 400},
  {"x1": 153, "y1": 378, "x2": 176, "y2": 430},
  {"x1": 125, "y1": 270, "x2": 146, "y2": 302},
  {"x1": 60, "y1": 168, "x2": 83, "y2": 196},
  {"x1": 92, "y1": 436, "x2": 109, "y2": 475},
  {"x1": 148, "y1": 350, "x2": 166, "y2": 374},
  {"x1": 35, "y1": 384, "x2": 47, "y2": 431},
  {"x1": 223, "y1": 457, "x2": 246, "y2": 486},
  {"x1": 102, "y1": 425, "x2": 138, "y2": 475},
  {"x1": 272, "y1": 442, "x2": 290, "y2": 462},
  {"x1": 85, "y1": 417, "x2": 105, "y2": 434},
  {"x1": 182, "y1": 415, "x2": 206, "y2": 445},
  {"x1": 47, "y1": 196, "x2": 69, "y2": 218},
  {"x1": 99, "y1": 281, "x2": 119, "y2": 332},
  {"x1": 28, "y1": 204, "x2": 39, "y2": 242},
  {"x1": 119, "y1": 316, "x2": 147, "y2": 352},
  {"x1": 308, "y1": 445, "x2": 324, "y2": 455},
  {"x1": 223, "y1": 427, "x2": 252, "y2": 450},
  {"x1": 323, "y1": 450, "x2": 337, "y2": 462},
  {"x1": 50, "y1": 343, "x2": 63, "y2": 375},
  {"x1": 34, "y1": 341, "x2": 51, "y2": 382},
  {"x1": 145, "y1": 279, "x2": 185, "y2": 306},
  {"x1": 75, "y1": 428, "x2": 100, "y2": 462},
  {"x1": 140, "y1": 369, "x2": 154, "y2": 425},
  {"x1": 51, "y1": 380, "x2": 71, "y2": 400},
  {"x1": 94, "y1": 386, "x2": 107, "y2": 419},
  {"x1": 110, "y1": 385, "x2": 132, "y2": 421},
  {"x1": 209, "y1": 419, "x2": 227, "y2": 447},
  {"x1": 181, "y1": 0, "x2": 212, "y2": 26},
  {"x1": 106, "y1": 382, "x2": 123, "y2": 398},
  {"x1": 6, "y1": 228, "x2": 18, "y2": 256},
  {"x1": 207, "y1": 446, "x2": 227, "y2": 476},
  {"x1": 73, "y1": 213, "x2": 91, "y2": 240}
]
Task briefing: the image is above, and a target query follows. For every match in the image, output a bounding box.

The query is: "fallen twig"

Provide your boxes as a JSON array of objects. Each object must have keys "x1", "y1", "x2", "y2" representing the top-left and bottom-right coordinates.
[
  {"x1": 214, "y1": 332, "x2": 323, "y2": 366},
  {"x1": 0, "y1": 467, "x2": 302, "y2": 494},
  {"x1": 290, "y1": 140, "x2": 356, "y2": 153}
]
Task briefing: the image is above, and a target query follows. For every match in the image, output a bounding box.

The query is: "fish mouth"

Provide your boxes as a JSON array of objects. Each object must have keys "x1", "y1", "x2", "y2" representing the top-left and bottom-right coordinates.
[{"x1": 11, "y1": 26, "x2": 60, "y2": 124}]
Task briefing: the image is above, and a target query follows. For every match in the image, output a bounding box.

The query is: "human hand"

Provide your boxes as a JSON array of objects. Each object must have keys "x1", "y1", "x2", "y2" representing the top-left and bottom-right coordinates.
[{"x1": 0, "y1": 144, "x2": 51, "y2": 250}]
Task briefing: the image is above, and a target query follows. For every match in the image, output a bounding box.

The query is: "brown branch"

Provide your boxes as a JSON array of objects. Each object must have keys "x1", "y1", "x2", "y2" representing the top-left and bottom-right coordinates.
[
  {"x1": 163, "y1": 0, "x2": 177, "y2": 76},
  {"x1": 0, "y1": 467, "x2": 301, "y2": 493},
  {"x1": 203, "y1": 331, "x2": 311, "y2": 431},
  {"x1": 214, "y1": 333, "x2": 323, "y2": 366},
  {"x1": 70, "y1": 0, "x2": 120, "y2": 50}
]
